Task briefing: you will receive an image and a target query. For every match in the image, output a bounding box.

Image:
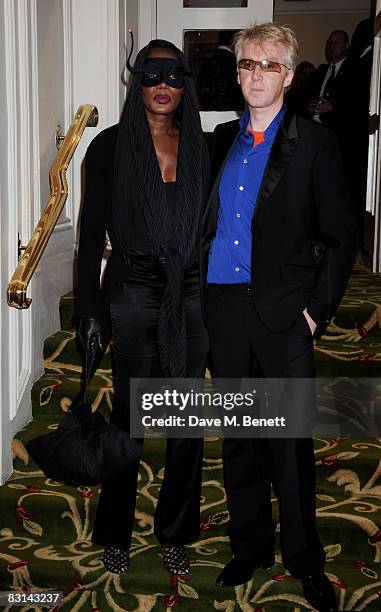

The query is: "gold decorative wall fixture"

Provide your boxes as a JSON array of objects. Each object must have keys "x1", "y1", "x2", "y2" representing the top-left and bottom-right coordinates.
[{"x1": 7, "y1": 105, "x2": 98, "y2": 309}]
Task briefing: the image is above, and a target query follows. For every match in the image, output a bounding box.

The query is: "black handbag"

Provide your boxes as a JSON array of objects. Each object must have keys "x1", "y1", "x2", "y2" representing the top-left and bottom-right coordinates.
[{"x1": 27, "y1": 348, "x2": 142, "y2": 486}]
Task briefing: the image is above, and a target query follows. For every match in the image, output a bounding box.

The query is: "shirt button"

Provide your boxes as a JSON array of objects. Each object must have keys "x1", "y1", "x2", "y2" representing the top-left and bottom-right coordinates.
[
  {"x1": 235, "y1": 267, "x2": 240, "y2": 272},
  {"x1": 239, "y1": 185, "x2": 244, "y2": 191},
  {"x1": 243, "y1": 158, "x2": 248, "y2": 164},
  {"x1": 236, "y1": 213, "x2": 241, "y2": 218},
  {"x1": 234, "y1": 240, "x2": 239, "y2": 245}
]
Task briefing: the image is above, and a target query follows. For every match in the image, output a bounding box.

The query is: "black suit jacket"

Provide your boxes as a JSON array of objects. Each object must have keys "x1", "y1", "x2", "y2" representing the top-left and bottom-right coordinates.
[{"x1": 200, "y1": 112, "x2": 357, "y2": 332}]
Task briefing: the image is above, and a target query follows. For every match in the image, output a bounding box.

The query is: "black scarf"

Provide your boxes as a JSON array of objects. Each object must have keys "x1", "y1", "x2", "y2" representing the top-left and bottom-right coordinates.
[{"x1": 112, "y1": 40, "x2": 207, "y2": 377}]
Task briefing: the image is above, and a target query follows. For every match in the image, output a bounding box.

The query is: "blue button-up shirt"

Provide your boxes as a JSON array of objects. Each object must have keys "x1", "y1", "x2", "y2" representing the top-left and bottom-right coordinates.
[{"x1": 207, "y1": 105, "x2": 285, "y2": 283}]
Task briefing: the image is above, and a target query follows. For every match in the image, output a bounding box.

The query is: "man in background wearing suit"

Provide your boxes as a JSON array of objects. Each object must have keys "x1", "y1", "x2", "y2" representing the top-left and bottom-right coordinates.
[
  {"x1": 302, "y1": 30, "x2": 350, "y2": 129},
  {"x1": 201, "y1": 22, "x2": 357, "y2": 612},
  {"x1": 303, "y1": 25, "x2": 372, "y2": 267}
]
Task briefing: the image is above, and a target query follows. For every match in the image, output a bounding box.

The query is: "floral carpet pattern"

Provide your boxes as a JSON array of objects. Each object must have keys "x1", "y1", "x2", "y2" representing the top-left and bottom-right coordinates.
[{"x1": 1, "y1": 274, "x2": 381, "y2": 611}]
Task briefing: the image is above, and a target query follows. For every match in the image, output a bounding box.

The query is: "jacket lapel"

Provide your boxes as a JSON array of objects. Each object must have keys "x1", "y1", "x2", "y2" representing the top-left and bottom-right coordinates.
[
  {"x1": 336, "y1": 57, "x2": 348, "y2": 79},
  {"x1": 201, "y1": 130, "x2": 240, "y2": 239},
  {"x1": 253, "y1": 112, "x2": 299, "y2": 218}
]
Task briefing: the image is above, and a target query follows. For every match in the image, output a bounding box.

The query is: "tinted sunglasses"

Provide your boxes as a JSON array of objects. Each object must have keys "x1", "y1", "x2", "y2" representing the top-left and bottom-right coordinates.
[{"x1": 238, "y1": 58, "x2": 291, "y2": 73}]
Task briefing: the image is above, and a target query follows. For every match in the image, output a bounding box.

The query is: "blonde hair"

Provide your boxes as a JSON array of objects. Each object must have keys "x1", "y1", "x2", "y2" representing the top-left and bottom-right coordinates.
[{"x1": 233, "y1": 22, "x2": 298, "y2": 70}]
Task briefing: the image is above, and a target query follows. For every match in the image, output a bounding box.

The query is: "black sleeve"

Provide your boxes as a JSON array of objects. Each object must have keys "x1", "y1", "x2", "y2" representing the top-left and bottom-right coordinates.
[
  {"x1": 75, "y1": 136, "x2": 108, "y2": 320},
  {"x1": 307, "y1": 129, "x2": 358, "y2": 326}
]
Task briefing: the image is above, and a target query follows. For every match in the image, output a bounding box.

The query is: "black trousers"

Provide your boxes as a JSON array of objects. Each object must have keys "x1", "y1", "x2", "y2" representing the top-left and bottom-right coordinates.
[
  {"x1": 92, "y1": 262, "x2": 209, "y2": 551},
  {"x1": 206, "y1": 283, "x2": 325, "y2": 578}
]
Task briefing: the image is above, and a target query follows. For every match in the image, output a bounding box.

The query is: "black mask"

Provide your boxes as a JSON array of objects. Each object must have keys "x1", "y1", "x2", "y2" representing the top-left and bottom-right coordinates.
[
  {"x1": 140, "y1": 58, "x2": 187, "y2": 89},
  {"x1": 126, "y1": 35, "x2": 192, "y2": 88}
]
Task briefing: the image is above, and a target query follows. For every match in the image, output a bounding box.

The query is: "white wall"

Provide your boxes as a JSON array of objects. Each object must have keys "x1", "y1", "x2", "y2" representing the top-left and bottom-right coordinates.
[
  {"x1": 70, "y1": 0, "x2": 125, "y2": 233},
  {"x1": 275, "y1": 12, "x2": 371, "y2": 65},
  {"x1": 35, "y1": 0, "x2": 75, "y2": 357},
  {"x1": 37, "y1": 0, "x2": 65, "y2": 213}
]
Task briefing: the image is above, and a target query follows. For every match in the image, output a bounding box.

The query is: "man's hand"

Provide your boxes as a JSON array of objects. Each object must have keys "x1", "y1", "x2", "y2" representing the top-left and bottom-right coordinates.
[
  {"x1": 303, "y1": 308, "x2": 317, "y2": 335},
  {"x1": 78, "y1": 317, "x2": 104, "y2": 356},
  {"x1": 308, "y1": 98, "x2": 333, "y2": 115}
]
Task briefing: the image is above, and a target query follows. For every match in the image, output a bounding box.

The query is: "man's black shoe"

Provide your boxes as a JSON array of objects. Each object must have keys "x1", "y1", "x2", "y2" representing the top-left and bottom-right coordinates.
[
  {"x1": 215, "y1": 555, "x2": 275, "y2": 587},
  {"x1": 301, "y1": 572, "x2": 338, "y2": 611}
]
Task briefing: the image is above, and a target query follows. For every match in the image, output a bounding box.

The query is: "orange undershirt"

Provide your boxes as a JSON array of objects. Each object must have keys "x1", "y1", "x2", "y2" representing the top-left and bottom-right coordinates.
[{"x1": 247, "y1": 127, "x2": 265, "y2": 148}]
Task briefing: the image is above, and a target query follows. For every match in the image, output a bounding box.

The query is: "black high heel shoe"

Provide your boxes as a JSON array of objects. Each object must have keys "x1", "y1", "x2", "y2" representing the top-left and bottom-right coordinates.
[
  {"x1": 103, "y1": 545, "x2": 130, "y2": 574},
  {"x1": 161, "y1": 544, "x2": 190, "y2": 576}
]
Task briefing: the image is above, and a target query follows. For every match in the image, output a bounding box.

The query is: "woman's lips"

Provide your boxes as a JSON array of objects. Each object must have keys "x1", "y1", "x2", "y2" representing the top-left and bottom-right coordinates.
[{"x1": 154, "y1": 94, "x2": 171, "y2": 104}]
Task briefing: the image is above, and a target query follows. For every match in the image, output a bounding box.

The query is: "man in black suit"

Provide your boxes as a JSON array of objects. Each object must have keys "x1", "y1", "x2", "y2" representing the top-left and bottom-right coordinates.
[
  {"x1": 302, "y1": 26, "x2": 371, "y2": 264},
  {"x1": 201, "y1": 22, "x2": 357, "y2": 612},
  {"x1": 301, "y1": 30, "x2": 351, "y2": 130}
]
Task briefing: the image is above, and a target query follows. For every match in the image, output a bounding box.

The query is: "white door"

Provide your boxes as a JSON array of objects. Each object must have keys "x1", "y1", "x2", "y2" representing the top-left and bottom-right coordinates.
[{"x1": 156, "y1": 0, "x2": 274, "y2": 131}]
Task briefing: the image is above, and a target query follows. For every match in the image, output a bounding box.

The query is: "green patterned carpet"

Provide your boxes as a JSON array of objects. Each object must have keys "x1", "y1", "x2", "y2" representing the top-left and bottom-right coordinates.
[{"x1": 1, "y1": 274, "x2": 381, "y2": 611}]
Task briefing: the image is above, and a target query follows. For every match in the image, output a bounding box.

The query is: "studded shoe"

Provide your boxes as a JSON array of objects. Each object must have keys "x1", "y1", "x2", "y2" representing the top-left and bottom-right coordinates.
[
  {"x1": 103, "y1": 545, "x2": 130, "y2": 574},
  {"x1": 161, "y1": 544, "x2": 190, "y2": 575}
]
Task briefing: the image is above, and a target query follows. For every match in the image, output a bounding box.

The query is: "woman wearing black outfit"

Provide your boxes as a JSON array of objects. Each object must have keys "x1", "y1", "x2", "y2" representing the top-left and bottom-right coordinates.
[{"x1": 76, "y1": 40, "x2": 209, "y2": 575}]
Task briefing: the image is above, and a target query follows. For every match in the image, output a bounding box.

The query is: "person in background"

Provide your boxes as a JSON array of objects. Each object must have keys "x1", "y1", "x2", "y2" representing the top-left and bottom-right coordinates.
[
  {"x1": 76, "y1": 39, "x2": 209, "y2": 577},
  {"x1": 201, "y1": 21, "x2": 357, "y2": 611},
  {"x1": 342, "y1": 18, "x2": 373, "y2": 269},
  {"x1": 284, "y1": 60, "x2": 315, "y2": 115},
  {"x1": 301, "y1": 27, "x2": 370, "y2": 265},
  {"x1": 301, "y1": 30, "x2": 351, "y2": 129},
  {"x1": 198, "y1": 30, "x2": 244, "y2": 111}
]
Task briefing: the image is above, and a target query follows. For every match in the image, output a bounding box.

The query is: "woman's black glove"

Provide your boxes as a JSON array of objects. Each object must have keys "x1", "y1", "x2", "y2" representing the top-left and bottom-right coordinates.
[{"x1": 77, "y1": 317, "x2": 104, "y2": 356}]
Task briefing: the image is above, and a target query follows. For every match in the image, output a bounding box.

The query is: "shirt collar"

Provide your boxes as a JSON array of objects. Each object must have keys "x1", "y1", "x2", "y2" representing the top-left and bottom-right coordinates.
[
  {"x1": 239, "y1": 104, "x2": 286, "y2": 142},
  {"x1": 330, "y1": 56, "x2": 346, "y2": 72}
]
